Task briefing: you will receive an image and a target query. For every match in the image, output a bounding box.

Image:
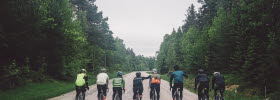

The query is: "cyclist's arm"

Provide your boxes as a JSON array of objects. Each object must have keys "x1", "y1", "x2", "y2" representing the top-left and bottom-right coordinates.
[
  {"x1": 183, "y1": 72, "x2": 188, "y2": 78},
  {"x1": 122, "y1": 78, "x2": 125, "y2": 89},
  {"x1": 212, "y1": 77, "x2": 215, "y2": 89},
  {"x1": 106, "y1": 75, "x2": 109, "y2": 88},
  {"x1": 195, "y1": 75, "x2": 199, "y2": 89},
  {"x1": 149, "y1": 75, "x2": 151, "y2": 87},
  {"x1": 142, "y1": 75, "x2": 150, "y2": 80},
  {"x1": 84, "y1": 75, "x2": 89, "y2": 87},
  {"x1": 169, "y1": 73, "x2": 174, "y2": 87}
]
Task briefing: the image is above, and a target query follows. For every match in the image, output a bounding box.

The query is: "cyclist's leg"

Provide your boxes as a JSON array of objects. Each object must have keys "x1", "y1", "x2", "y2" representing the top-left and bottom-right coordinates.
[
  {"x1": 97, "y1": 85, "x2": 101, "y2": 98},
  {"x1": 139, "y1": 87, "x2": 143, "y2": 98},
  {"x1": 221, "y1": 84, "x2": 225, "y2": 100},
  {"x1": 172, "y1": 84, "x2": 177, "y2": 99},
  {"x1": 205, "y1": 84, "x2": 210, "y2": 99},
  {"x1": 75, "y1": 86, "x2": 80, "y2": 98},
  {"x1": 179, "y1": 84, "x2": 183, "y2": 99},
  {"x1": 113, "y1": 87, "x2": 116, "y2": 100},
  {"x1": 133, "y1": 88, "x2": 137, "y2": 99},
  {"x1": 214, "y1": 86, "x2": 218, "y2": 99},
  {"x1": 102, "y1": 85, "x2": 107, "y2": 98},
  {"x1": 198, "y1": 85, "x2": 203, "y2": 100},
  {"x1": 118, "y1": 87, "x2": 122, "y2": 100},
  {"x1": 82, "y1": 85, "x2": 86, "y2": 100},
  {"x1": 156, "y1": 84, "x2": 160, "y2": 100},
  {"x1": 150, "y1": 84, "x2": 154, "y2": 99}
]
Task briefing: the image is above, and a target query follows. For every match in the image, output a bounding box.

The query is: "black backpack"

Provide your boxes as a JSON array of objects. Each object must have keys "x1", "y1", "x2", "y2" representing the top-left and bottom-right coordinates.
[{"x1": 199, "y1": 74, "x2": 209, "y2": 82}]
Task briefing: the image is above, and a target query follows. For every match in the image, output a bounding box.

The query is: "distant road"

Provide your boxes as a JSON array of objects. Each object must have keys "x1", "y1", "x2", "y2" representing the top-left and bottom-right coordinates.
[{"x1": 48, "y1": 72, "x2": 198, "y2": 100}]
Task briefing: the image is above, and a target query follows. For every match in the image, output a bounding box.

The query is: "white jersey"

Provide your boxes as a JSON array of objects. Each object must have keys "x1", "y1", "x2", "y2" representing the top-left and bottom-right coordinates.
[{"x1": 96, "y1": 73, "x2": 109, "y2": 85}]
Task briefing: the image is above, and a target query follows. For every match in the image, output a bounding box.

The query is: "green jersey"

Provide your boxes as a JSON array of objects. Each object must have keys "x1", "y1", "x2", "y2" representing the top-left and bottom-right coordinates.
[{"x1": 113, "y1": 77, "x2": 125, "y2": 88}]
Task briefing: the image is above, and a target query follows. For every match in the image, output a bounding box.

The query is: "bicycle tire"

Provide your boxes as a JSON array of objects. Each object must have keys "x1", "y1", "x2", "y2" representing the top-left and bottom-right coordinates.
[
  {"x1": 114, "y1": 93, "x2": 119, "y2": 100},
  {"x1": 152, "y1": 89, "x2": 156, "y2": 100}
]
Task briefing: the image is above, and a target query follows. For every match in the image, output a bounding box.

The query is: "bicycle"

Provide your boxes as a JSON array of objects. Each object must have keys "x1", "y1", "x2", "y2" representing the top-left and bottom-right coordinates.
[
  {"x1": 98, "y1": 88, "x2": 109, "y2": 100},
  {"x1": 76, "y1": 87, "x2": 85, "y2": 100},
  {"x1": 135, "y1": 90, "x2": 142, "y2": 100},
  {"x1": 113, "y1": 89, "x2": 125, "y2": 100},
  {"x1": 214, "y1": 89, "x2": 223, "y2": 100},
  {"x1": 214, "y1": 92, "x2": 222, "y2": 100},
  {"x1": 151, "y1": 87, "x2": 157, "y2": 100},
  {"x1": 173, "y1": 87, "x2": 181, "y2": 100},
  {"x1": 201, "y1": 88, "x2": 208, "y2": 100},
  {"x1": 113, "y1": 91, "x2": 120, "y2": 100}
]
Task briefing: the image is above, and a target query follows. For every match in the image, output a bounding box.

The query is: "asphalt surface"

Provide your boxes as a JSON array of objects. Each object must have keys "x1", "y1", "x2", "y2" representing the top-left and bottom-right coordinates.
[{"x1": 48, "y1": 72, "x2": 198, "y2": 100}]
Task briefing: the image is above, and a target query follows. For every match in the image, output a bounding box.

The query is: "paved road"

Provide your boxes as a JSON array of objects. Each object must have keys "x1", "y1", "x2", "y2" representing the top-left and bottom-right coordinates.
[{"x1": 48, "y1": 72, "x2": 198, "y2": 100}]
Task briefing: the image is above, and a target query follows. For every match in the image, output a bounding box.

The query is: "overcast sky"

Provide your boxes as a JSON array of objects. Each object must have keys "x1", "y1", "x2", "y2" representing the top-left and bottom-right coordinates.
[{"x1": 95, "y1": 0, "x2": 201, "y2": 57}]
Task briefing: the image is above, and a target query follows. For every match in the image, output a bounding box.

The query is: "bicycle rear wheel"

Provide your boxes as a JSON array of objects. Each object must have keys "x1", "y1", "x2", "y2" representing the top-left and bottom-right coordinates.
[
  {"x1": 98, "y1": 94, "x2": 103, "y2": 100},
  {"x1": 175, "y1": 92, "x2": 180, "y2": 100},
  {"x1": 114, "y1": 93, "x2": 119, "y2": 100}
]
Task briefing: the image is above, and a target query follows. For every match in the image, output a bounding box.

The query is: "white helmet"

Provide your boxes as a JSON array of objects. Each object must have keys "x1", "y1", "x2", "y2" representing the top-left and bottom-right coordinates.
[
  {"x1": 213, "y1": 72, "x2": 220, "y2": 76},
  {"x1": 152, "y1": 69, "x2": 157, "y2": 74}
]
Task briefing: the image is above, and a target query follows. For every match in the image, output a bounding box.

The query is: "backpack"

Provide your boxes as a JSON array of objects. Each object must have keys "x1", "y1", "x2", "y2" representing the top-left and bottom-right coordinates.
[
  {"x1": 199, "y1": 74, "x2": 209, "y2": 82},
  {"x1": 151, "y1": 77, "x2": 161, "y2": 84},
  {"x1": 151, "y1": 74, "x2": 161, "y2": 84}
]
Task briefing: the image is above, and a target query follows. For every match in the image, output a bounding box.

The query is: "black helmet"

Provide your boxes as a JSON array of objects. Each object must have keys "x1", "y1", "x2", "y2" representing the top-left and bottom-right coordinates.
[
  {"x1": 173, "y1": 65, "x2": 179, "y2": 70},
  {"x1": 136, "y1": 72, "x2": 141, "y2": 77},
  {"x1": 117, "y1": 71, "x2": 123, "y2": 77},
  {"x1": 198, "y1": 69, "x2": 204, "y2": 73}
]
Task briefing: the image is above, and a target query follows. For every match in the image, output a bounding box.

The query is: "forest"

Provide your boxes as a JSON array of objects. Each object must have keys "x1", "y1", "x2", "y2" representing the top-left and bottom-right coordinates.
[
  {"x1": 156, "y1": 0, "x2": 280, "y2": 99},
  {"x1": 0, "y1": 0, "x2": 155, "y2": 89}
]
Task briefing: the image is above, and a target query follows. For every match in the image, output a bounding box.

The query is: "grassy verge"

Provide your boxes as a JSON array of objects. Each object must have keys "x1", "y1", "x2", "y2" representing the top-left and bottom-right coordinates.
[
  {"x1": 160, "y1": 74, "x2": 261, "y2": 100},
  {"x1": 0, "y1": 71, "x2": 126, "y2": 100}
]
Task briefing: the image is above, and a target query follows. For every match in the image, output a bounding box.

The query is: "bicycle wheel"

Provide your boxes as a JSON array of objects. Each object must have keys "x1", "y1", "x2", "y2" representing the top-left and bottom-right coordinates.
[
  {"x1": 98, "y1": 94, "x2": 103, "y2": 100},
  {"x1": 136, "y1": 94, "x2": 139, "y2": 100},
  {"x1": 175, "y1": 91, "x2": 180, "y2": 100},
  {"x1": 114, "y1": 93, "x2": 119, "y2": 100},
  {"x1": 151, "y1": 90, "x2": 156, "y2": 100}
]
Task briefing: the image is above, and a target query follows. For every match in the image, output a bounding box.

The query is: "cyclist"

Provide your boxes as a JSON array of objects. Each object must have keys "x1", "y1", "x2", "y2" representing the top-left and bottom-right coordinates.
[
  {"x1": 212, "y1": 72, "x2": 225, "y2": 100},
  {"x1": 133, "y1": 72, "x2": 150, "y2": 100},
  {"x1": 149, "y1": 69, "x2": 161, "y2": 100},
  {"x1": 75, "y1": 69, "x2": 89, "y2": 100},
  {"x1": 112, "y1": 71, "x2": 126, "y2": 100},
  {"x1": 169, "y1": 65, "x2": 188, "y2": 100},
  {"x1": 96, "y1": 68, "x2": 109, "y2": 100},
  {"x1": 194, "y1": 69, "x2": 210, "y2": 100}
]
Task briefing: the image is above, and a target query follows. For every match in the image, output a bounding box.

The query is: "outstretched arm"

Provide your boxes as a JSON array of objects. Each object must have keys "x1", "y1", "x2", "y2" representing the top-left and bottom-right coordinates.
[
  {"x1": 183, "y1": 72, "x2": 188, "y2": 78},
  {"x1": 169, "y1": 73, "x2": 174, "y2": 88}
]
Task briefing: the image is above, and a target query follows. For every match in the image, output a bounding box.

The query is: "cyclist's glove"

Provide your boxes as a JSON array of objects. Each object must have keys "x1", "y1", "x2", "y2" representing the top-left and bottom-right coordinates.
[{"x1": 86, "y1": 86, "x2": 89, "y2": 90}]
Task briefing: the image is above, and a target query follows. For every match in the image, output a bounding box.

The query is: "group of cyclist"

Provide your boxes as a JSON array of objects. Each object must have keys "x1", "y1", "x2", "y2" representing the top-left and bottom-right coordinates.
[{"x1": 74, "y1": 65, "x2": 225, "y2": 100}]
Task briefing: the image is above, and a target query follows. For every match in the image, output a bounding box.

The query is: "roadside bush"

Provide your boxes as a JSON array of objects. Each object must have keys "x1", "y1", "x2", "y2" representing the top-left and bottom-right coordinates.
[{"x1": 1, "y1": 60, "x2": 30, "y2": 89}]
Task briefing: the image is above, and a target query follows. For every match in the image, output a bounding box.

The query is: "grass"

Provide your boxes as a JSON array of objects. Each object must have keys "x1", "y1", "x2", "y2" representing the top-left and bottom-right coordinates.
[
  {"x1": 0, "y1": 71, "x2": 125, "y2": 100},
  {"x1": 160, "y1": 74, "x2": 261, "y2": 100}
]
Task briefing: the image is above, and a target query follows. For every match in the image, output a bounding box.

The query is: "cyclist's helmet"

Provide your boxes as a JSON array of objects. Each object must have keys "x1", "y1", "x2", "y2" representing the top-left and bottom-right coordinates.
[
  {"x1": 117, "y1": 71, "x2": 123, "y2": 77},
  {"x1": 173, "y1": 65, "x2": 179, "y2": 70},
  {"x1": 136, "y1": 72, "x2": 141, "y2": 77},
  {"x1": 213, "y1": 72, "x2": 220, "y2": 76},
  {"x1": 152, "y1": 69, "x2": 157, "y2": 74},
  {"x1": 101, "y1": 68, "x2": 106, "y2": 73},
  {"x1": 198, "y1": 69, "x2": 204, "y2": 73},
  {"x1": 80, "y1": 69, "x2": 86, "y2": 73}
]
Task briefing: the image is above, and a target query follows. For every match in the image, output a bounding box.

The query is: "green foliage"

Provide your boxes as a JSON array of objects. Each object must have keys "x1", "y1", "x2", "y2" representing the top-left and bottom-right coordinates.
[
  {"x1": 156, "y1": 0, "x2": 280, "y2": 98},
  {"x1": 0, "y1": 0, "x2": 154, "y2": 90}
]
